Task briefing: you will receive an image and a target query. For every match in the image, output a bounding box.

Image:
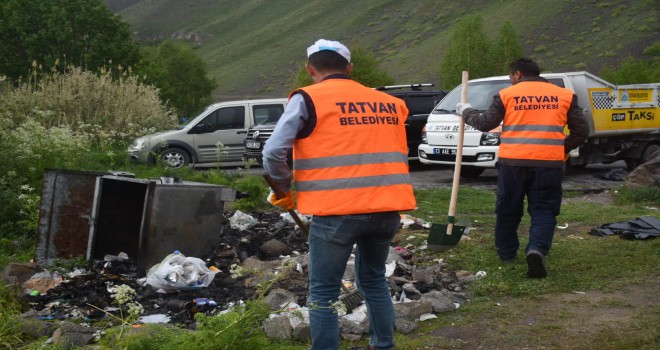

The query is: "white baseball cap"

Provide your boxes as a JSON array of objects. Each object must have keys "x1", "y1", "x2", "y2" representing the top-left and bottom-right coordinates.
[{"x1": 306, "y1": 39, "x2": 351, "y2": 62}]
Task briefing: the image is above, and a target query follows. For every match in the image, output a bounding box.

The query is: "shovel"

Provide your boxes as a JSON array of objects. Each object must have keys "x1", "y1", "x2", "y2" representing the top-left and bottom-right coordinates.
[
  {"x1": 428, "y1": 71, "x2": 469, "y2": 252},
  {"x1": 262, "y1": 174, "x2": 309, "y2": 239}
]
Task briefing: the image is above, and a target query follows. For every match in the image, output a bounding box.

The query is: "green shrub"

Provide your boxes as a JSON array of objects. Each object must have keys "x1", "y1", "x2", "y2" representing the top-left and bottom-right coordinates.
[
  {"x1": 0, "y1": 66, "x2": 175, "y2": 138},
  {"x1": 231, "y1": 175, "x2": 271, "y2": 211}
]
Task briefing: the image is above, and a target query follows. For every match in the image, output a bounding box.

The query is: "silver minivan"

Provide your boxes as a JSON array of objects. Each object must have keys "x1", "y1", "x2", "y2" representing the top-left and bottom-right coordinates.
[{"x1": 128, "y1": 98, "x2": 287, "y2": 168}]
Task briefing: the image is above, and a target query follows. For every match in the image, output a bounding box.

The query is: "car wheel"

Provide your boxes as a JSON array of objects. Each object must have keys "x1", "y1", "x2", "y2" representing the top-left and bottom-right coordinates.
[
  {"x1": 160, "y1": 148, "x2": 190, "y2": 168},
  {"x1": 625, "y1": 143, "x2": 660, "y2": 170},
  {"x1": 641, "y1": 143, "x2": 660, "y2": 164},
  {"x1": 460, "y1": 166, "x2": 485, "y2": 178}
]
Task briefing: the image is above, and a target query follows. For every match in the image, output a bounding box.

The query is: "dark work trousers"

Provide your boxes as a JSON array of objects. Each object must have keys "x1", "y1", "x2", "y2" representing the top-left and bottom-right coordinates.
[{"x1": 494, "y1": 164, "x2": 563, "y2": 260}]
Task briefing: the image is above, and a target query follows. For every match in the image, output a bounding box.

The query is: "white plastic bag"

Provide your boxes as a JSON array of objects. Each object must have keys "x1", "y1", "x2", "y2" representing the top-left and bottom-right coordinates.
[
  {"x1": 229, "y1": 210, "x2": 258, "y2": 230},
  {"x1": 146, "y1": 252, "x2": 217, "y2": 293},
  {"x1": 280, "y1": 211, "x2": 311, "y2": 224}
]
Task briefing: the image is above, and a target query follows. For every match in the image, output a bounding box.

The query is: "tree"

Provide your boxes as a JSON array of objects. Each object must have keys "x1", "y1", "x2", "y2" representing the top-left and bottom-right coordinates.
[
  {"x1": 493, "y1": 21, "x2": 524, "y2": 75},
  {"x1": 600, "y1": 42, "x2": 660, "y2": 84},
  {"x1": 292, "y1": 43, "x2": 395, "y2": 88},
  {"x1": 349, "y1": 44, "x2": 395, "y2": 87},
  {"x1": 136, "y1": 40, "x2": 217, "y2": 118},
  {"x1": 0, "y1": 0, "x2": 139, "y2": 83},
  {"x1": 439, "y1": 16, "x2": 496, "y2": 89}
]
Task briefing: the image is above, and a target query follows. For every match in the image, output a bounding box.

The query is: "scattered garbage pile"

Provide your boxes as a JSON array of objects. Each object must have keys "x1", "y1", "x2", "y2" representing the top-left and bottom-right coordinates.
[{"x1": 4, "y1": 210, "x2": 479, "y2": 346}]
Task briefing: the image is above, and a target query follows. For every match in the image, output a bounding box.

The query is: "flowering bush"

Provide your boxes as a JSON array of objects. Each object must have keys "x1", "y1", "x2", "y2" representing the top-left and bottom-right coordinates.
[{"x1": 0, "y1": 66, "x2": 176, "y2": 137}]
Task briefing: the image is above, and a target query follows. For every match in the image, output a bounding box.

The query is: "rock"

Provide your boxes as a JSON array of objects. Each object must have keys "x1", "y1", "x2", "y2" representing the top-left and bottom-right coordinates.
[
  {"x1": 17, "y1": 317, "x2": 58, "y2": 339},
  {"x1": 412, "y1": 265, "x2": 442, "y2": 284},
  {"x1": 340, "y1": 316, "x2": 368, "y2": 336},
  {"x1": 264, "y1": 288, "x2": 297, "y2": 310},
  {"x1": 626, "y1": 150, "x2": 660, "y2": 188},
  {"x1": 394, "y1": 260, "x2": 413, "y2": 275},
  {"x1": 241, "y1": 256, "x2": 265, "y2": 271},
  {"x1": 262, "y1": 315, "x2": 292, "y2": 340},
  {"x1": 292, "y1": 322, "x2": 311, "y2": 340},
  {"x1": 395, "y1": 318, "x2": 418, "y2": 334},
  {"x1": 402, "y1": 283, "x2": 422, "y2": 300},
  {"x1": 393, "y1": 300, "x2": 433, "y2": 321},
  {"x1": 259, "y1": 239, "x2": 292, "y2": 257},
  {"x1": 421, "y1": 289, "x2": 458, "y2": 313},
  {"x1": 51, "y1": 322, "x2": 100, "y2": 349},
  {"x1": 2, "y1": 262, "x2": 43, "y2": 286}
]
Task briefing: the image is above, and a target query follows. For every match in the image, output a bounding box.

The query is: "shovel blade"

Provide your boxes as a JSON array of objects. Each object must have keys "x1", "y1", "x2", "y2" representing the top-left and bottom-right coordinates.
[{"x1": 427, "y1": 223, "x2": 466, "y2": 252}]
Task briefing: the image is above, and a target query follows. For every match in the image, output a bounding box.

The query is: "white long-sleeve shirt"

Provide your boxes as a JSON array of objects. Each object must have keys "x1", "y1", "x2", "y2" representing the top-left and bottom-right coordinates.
[{"x1": 262, "y1": 93, "x2": 308, "y2": 193}]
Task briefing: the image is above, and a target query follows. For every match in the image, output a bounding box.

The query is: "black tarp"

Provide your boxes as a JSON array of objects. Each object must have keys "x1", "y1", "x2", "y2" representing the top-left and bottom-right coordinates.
[{"x1": 590, "y1": 216, "x2": 660, "y2": 240}]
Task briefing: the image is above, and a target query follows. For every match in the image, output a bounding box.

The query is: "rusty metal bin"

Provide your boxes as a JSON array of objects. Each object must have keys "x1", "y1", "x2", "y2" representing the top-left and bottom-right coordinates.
[
  {"x1": 36, "y1": 170, "x2": 238, "y2": 276},
  {"x1": 36, "y1": 169, "x2": 108, "y2": 262}
]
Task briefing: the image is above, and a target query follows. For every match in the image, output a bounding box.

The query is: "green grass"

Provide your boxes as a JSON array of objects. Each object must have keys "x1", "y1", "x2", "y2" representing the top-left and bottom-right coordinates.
[{"x1": 395, "y1": 186, "x2": 660, "y2": 349}]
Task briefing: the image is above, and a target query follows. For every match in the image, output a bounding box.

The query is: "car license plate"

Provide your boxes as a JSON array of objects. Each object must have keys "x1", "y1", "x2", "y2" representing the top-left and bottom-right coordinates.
[
  {"x1": 246, "y1": 141, "x2": 260, "y2": 148},
  {"x1": 434, "y1": 148, "x2": 456, "y2": 155}
]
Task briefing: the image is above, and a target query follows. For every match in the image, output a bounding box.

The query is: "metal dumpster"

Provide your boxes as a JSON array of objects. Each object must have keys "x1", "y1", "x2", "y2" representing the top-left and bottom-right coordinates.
[
  {"x1": 36, "y1": 169, "x2": 238, "y2": 276},
  {"x1": 36, "y1": 169, "x2": 108, "y2": 262}
]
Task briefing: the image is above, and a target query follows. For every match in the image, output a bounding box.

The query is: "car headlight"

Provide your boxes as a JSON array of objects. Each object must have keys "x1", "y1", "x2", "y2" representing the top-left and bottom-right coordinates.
[
  {"x1": 480, "y1": 132, "x2": 500, "y2": 146},
  {"x1": 421, "y1": 126, "x2": 428, "y2": 144},
  {"x1": 129, "y1": 138, "x2": 147, "y2": 151}
]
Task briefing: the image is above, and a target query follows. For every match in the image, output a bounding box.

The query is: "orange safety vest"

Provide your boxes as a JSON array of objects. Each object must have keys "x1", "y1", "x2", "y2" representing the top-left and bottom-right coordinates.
[
  {"x1": 291, "y1": 78, "x2": 416, "y2": 216},
  {"x1": 498, "y1": 81, "x2": 573, "y2": 165}
]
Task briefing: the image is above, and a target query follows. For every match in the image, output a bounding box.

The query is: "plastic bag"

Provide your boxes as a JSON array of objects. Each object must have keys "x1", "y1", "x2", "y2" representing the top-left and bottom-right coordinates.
[
  {"x1": 146, "y1": 251, "x2": 217, "y2": 293},
  {"x1": 229, "y1": 210, "x2": 258, "y2": 230},
  {"x1": 280, "y1": 211, "x2": 311, "y2": 224},
  {"x1": 400, "y1": 214, "x2": 431, "y2": 229}
]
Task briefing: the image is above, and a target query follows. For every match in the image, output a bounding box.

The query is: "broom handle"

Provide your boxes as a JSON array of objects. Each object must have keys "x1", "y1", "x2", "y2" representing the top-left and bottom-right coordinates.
[{"x1": 447, "y1": 71, "x2": 469, "y2": 235}]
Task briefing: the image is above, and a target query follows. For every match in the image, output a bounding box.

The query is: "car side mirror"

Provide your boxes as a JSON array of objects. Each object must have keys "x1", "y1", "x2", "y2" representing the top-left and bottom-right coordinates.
[{"x1": 192, "y1": 123, "x2": 212, "y2": 134}]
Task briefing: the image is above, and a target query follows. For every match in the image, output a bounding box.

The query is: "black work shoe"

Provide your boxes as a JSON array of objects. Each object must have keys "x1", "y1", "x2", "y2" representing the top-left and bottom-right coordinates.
[
  {"x1": 526, "y1": 250, "x2": 547, "y2": 278},
  {"x1": 499, "y1": 256, "x2": 515, "y2": 264}
]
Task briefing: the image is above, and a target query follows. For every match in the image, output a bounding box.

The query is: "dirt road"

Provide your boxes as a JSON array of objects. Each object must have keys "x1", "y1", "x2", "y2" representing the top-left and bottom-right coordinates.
[
  {"x1": 408, "y1": 160, "x2": 629, "y2": 192},
  {"x1": 228, "y1": 160, "x2": 629, "y2": 193}
]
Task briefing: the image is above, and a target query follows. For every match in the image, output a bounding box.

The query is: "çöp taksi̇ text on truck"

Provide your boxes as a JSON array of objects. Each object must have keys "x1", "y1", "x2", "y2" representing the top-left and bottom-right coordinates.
[{"x1": 418, "y1": 71, "x2": 660, "y2": 177}]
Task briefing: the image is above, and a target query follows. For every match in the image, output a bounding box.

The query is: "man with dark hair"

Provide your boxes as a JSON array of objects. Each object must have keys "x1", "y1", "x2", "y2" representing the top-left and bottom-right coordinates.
[
  {"x1": 456, "y1": 58, "x2": 588, "y2": 278},
  {"x1": 263, "y1": 39, "x2": 416, "y2": 350}
]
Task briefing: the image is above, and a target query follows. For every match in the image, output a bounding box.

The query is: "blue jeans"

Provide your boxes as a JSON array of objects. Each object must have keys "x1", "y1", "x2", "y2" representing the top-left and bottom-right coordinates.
[
  {"x1": 495, "y1": 164, "x2": 563, "y2": 260},
  {"x1": 308, "y1": 212, "x2": 400, "y2": 350}
]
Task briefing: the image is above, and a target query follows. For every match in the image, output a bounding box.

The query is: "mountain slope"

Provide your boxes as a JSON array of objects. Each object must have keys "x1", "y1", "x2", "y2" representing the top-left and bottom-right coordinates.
[{"x1": 112, "y1": 0, "x2": 659, "y2": 101}]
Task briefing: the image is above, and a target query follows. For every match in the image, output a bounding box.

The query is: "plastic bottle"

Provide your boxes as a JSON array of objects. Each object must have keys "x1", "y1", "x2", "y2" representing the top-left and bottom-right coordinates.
[{"x1": 192, "y1": 298, "x2": 217, "y2": 313}]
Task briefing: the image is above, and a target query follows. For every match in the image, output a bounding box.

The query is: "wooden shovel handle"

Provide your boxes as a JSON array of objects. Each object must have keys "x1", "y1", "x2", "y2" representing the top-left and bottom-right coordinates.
[
  {"x1": 447, "y1": 71, "x2": 469, "y2": 235},
  {"x1": 262, "y1": 174, "x2": 309, "y2": 237}
]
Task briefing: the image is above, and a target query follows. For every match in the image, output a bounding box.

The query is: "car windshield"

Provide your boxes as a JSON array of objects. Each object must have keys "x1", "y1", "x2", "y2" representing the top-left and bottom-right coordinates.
[
  {"x1": 433, "y1": 80, "x2": 512, "y2": 113},
  {"x1": 176, "y1": 119, "x2": 192, "y2": 130},
  {"x1": 176, "y1": 106, "x2": 215, "y2": 129}
]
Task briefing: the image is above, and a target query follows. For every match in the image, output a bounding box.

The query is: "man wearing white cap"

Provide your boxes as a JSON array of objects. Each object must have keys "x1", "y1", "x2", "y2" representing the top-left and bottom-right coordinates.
[{"x1": 263, "y1": 39, "x2": 415, "y2": 350}]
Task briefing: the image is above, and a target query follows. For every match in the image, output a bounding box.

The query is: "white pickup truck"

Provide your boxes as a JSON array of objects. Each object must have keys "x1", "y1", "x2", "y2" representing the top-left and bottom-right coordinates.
[{"x1": 418, "y1": 72, "x2": 660, "y2": 177}]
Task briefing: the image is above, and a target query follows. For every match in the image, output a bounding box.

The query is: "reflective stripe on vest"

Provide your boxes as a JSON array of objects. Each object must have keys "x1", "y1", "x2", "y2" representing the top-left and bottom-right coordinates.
[
  {"x1": 498, "y1": 81, "x2": 573, "y2": 162},
  {"x1": 291, "y1": 79, "x2": 416, "y2": 216}
]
